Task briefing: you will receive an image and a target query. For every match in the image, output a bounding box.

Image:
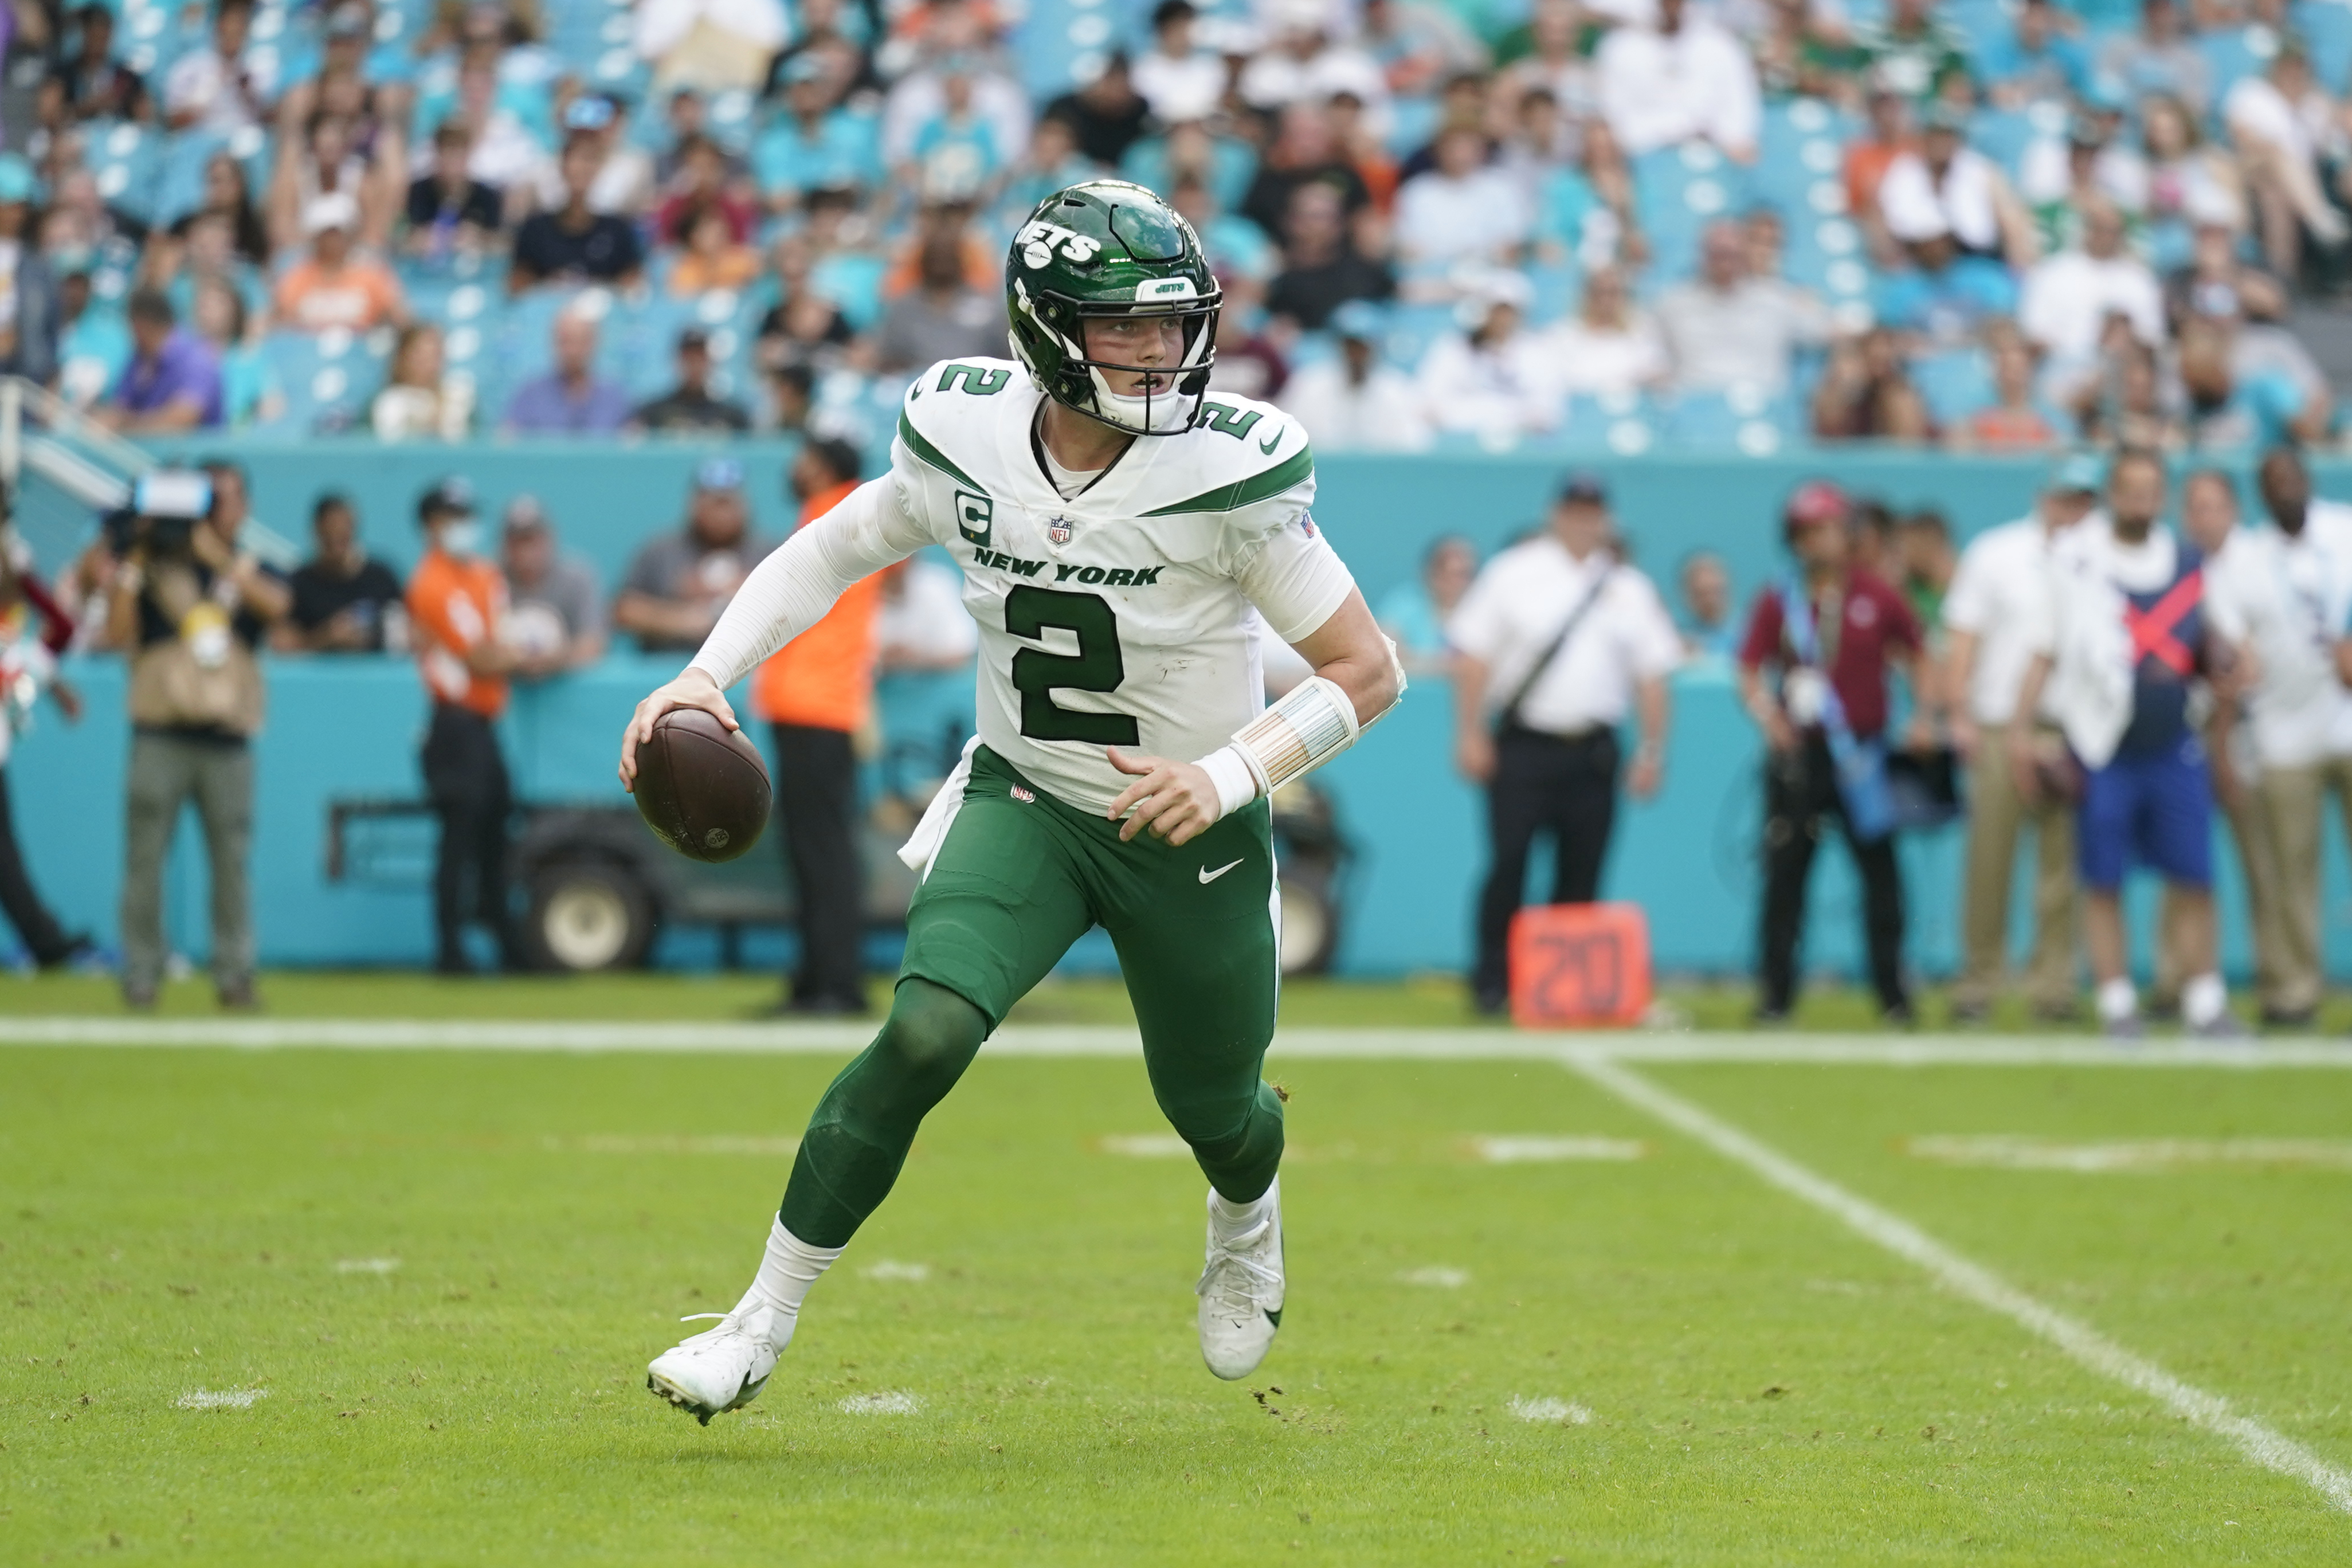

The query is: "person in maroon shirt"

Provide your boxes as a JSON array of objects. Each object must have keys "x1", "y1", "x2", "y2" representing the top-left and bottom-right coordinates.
[{"x1": 1737, "y1": 480, "x2": 1935, "y2": 1022}]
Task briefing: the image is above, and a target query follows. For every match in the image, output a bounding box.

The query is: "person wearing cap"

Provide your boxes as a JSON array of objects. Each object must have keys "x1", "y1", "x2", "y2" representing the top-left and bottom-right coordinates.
[
  {"x1": 97, "y1": 290, "x2": 225, "y2": 434},
  {"x1": 748, "y1": 437, "x2": 887, "y2": 1016},
  {"x1": 2011, "y1": 446, "x2": 2246, "y2": 1037},
  {"x1": 503, "y1": 304, "x2": 633, "y2": 436},
  {"x1": 2197, "y1": 449, "x2": 2352, "y2": 1025},
  {"x1": 270, "y1": 190, "x2": 409, "y2": 335},
  {"x1": 1938, "y1": 454, "x2": 2102, "y2": 1022},
  {"x1": 1738, "y1": 480, "x2": 1932, "y2": 1024},
  {"x1": 100, "y1": 461, "x2": 288, "y2": 1009},
  {"x1": 510, "y1": 137, "x2": 646, "y2": 295},
  {"x1": 613, "y1": 460, "x2": 782, "y2": 656},
  {"x1": 631, "y1": 327, "x2": 752, "y2": 435},
  {"x1": 1277, "y1": 299, "x2": 1430, "y2": 452},
  {"x1": 1449, "y1": 473, "x2": 1682, "y2": 1014},
  {"x1": 405, "y1": 477, "x2": 521, "y2": 974},
  {"x1": 0, "y1": 155, "x2": 61, "y2": 387},
  {"x1": 280, "y1": 491, "x2": 405, "y2": 653},
  {"x1": 499, "y1": 497, "x2": 607, "y2": 680}
]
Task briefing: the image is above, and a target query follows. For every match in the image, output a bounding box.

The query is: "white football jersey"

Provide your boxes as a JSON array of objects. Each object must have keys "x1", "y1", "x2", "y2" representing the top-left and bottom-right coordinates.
[{"x1": 885, "y1": 356, "x2": 1357, "y2": 813}]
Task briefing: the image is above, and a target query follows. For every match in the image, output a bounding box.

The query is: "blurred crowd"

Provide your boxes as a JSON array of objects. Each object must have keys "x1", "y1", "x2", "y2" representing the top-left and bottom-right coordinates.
[{"x1": 0, "y1": 0, "x2": 2342, "y2": 454}]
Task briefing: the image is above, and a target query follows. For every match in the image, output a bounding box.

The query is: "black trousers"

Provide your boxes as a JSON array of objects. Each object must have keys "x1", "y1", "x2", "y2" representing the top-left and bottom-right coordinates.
[
  {"x1": 1473, "y1": 725, "x2": 1620, "y2": 1001},
  {"x1": 1759, "y1": 733, "x2": 1907, "y2": 1016},
  {"x1": 773, "y1": 723, "x2": 864, "y2": 1006},
  {"x1": 0, "y1": 765, "x2": 75, "y2": 964},
  {"x1": 421, "y1": 703, "x2": 513, "y2": 967}
]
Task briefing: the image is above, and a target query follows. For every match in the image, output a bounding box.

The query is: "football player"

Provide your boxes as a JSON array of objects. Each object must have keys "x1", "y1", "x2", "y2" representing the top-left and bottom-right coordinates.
[{"x1": 618, "y1": 181, "x2": 1404, "y2": 1424}]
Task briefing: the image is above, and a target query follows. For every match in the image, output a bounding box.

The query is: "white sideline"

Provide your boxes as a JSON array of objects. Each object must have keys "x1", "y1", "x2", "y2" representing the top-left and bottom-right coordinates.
[
  {"x1": 1563, "y1": 1052, "x2": 2352, "y2": 1516},
  {"x1": 5, "y1": 1014, "x2": 2352, "y2": 1067}
]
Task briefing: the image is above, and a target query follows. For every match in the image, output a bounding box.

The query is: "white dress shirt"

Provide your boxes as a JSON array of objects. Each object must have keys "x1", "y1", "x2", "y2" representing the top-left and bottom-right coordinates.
[
  {"x1": 1941, "y1": 513, "x2": 2068, "y2": 727},
  {"x1": 1447, "y1": 536, "x2": 1683, "y2": 734},
  {"x1": 2201, "y1": 520, "x2": 2350, "y2": 770},
  {"x1": 1593, "y1": 17, "x2": 1761, "y2": 159}
]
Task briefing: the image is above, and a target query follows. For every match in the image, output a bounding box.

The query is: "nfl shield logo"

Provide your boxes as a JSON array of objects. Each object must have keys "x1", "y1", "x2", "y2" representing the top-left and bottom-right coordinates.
[{"x1": 1046, "y1": 516, "x2": 1073, "y2": 546}]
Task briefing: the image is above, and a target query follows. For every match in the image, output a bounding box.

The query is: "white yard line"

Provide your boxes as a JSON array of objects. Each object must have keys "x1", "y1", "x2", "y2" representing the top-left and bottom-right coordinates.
[
  {"x1": 1562, "y1": 1051, "x2": 2352, "y2": 1516},
  {"x1": 5, "y1": 1014, "x2": 2352, "y2": 1068}
]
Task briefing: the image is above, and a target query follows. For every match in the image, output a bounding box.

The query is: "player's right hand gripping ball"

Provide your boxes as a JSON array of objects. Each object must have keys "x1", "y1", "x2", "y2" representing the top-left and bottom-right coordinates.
[{"x1": 631, "y1": 709, "x2": 772, "y2": 863}]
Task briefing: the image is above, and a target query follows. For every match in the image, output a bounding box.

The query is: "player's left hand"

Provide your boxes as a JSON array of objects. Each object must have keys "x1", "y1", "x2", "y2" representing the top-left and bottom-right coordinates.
[{"x1": 1105, "y1": 747, "x2": 1222, "y2": 846}]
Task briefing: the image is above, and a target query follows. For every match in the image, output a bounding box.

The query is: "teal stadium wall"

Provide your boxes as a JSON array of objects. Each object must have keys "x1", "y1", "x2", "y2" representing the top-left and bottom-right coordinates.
[{"x1": 16, "y1": 440, "x2": 2352, "y2": 983}]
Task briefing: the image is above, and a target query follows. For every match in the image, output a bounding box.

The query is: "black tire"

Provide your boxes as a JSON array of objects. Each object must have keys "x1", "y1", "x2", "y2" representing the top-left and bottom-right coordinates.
[{"x1": 522, "y1": 858, "x2": 657, "y2": 972}]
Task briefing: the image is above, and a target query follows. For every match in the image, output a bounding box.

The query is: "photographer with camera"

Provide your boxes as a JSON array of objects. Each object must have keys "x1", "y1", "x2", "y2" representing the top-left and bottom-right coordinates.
[{"x1": 98, "y1": 464, "x2": 288, "y2": 1009}]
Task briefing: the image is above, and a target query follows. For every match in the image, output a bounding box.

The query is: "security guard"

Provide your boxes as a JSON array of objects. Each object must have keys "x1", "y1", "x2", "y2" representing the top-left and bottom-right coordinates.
[{"x1": 1449, "y1": 472, "x2": 1682, "y2": 1014}]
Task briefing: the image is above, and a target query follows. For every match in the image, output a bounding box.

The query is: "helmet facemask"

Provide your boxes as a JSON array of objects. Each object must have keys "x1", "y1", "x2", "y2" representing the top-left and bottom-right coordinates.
[{"x1": 1010, "y1": 275, "x2": 1222, "y2": 437}]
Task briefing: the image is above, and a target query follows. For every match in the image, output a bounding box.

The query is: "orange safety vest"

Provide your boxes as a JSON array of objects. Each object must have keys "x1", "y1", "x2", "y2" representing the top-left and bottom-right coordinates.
[{"x1": 751, "y1": 479, "x2": 891, "y2": 732}]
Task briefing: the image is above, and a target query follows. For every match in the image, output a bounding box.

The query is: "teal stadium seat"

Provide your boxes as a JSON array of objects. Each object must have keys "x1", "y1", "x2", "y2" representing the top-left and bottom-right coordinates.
[{"x1": 260, "y1": 326, "x2": 393, "y2": 434}]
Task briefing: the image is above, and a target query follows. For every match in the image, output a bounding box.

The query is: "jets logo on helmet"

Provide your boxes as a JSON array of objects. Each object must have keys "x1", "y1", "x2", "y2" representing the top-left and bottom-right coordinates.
[
  {"x1": 1005, "y1": 181, "x2": 1222, "y2": 437},
  {"x1": 1015, "y1": 220, "x2": 1104, "y2": 270}
]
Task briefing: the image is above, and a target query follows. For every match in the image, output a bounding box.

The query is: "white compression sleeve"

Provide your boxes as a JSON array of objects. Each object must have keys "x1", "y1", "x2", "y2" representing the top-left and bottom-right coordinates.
[{"x1": 684, "y1": 475, "x2": 926, "y2": 688}]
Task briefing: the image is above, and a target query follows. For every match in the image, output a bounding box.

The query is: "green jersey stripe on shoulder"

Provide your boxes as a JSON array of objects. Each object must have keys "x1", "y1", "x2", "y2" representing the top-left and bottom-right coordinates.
[
  {"x1": 897, "y1": 409, "x2": 988, "y2": 494},
  {"x1": 1139, "y1": 446, "x2": 1313, "y2": 516}
]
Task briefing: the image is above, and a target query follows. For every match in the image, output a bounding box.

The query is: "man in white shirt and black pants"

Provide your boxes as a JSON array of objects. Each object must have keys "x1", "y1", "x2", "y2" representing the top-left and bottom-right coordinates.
[
  {"x1": 1449, "y1": 473, "x2": 1682, "y2": 1014},
  {"x1": 2207, "y1": 449, "x2": 2352, "y2": 1024},
  {"x1": 1941, "y1": 454, "x2": 2100, "y2": 1022}
]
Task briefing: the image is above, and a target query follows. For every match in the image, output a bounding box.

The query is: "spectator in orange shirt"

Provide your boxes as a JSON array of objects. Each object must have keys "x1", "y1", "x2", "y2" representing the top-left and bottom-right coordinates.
[
  {"x1": 405, "y1": 477, "x2": 520, "y2": 974},
  {"x1": 1845, "y1": 82, "x2": 1914, "y2": 257},
  {"x1": 271, "y1": 191, "x2": 409, "y2": 336},
  {"x1": 751, "y1": 437, "x2": 886, "y2": 1016}
]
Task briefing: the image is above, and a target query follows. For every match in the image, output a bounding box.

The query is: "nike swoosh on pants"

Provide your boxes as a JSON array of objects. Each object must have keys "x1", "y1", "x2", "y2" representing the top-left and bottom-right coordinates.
[{"x1": 1198, "y1": 859, "x2": 1243, "y2": 884}]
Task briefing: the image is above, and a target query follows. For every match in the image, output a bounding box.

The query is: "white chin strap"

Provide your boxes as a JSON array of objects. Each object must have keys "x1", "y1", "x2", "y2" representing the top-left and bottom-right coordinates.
[{"x1": 1085, "y1": 364, "x2": 1199, "y2": 434}]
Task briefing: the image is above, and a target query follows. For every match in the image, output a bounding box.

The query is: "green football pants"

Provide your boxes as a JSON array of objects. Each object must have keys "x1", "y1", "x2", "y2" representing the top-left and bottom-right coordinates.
[{"x1": 778, "y1": 746, "x2": 1285, "y2": 1246}]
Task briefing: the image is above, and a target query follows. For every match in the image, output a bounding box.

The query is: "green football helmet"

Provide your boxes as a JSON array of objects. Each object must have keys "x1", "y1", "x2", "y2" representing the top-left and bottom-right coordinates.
[{"x1": 1005, "y1": 181, "x2": 1222, "y2": 437}]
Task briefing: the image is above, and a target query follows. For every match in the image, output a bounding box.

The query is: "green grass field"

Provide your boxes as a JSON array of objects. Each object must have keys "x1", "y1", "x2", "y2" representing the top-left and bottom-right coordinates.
[{"x1": 5, "y1": 978, "x2": 2351, "y2": 1563}]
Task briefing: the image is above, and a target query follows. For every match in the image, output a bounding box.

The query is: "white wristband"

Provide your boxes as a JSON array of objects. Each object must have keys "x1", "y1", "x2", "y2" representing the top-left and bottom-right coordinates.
[
  {"x1": 1230, "y1": 674, "x2": 1361, "y2": 794},
  {"x1": 1197, "y1": 744, "x2": 1261, "y2": 817}
]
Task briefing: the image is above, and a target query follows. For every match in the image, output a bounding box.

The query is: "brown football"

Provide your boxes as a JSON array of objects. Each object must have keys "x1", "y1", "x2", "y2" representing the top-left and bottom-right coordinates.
[{"x1": 631, "y1": 708, "x2": 771, "y2": 863}]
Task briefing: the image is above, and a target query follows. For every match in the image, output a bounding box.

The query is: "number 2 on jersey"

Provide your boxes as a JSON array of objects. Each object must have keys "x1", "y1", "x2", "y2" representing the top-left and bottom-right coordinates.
[{"x1": 1003, "y1": 586, "x2": 1139, "y2": 746}]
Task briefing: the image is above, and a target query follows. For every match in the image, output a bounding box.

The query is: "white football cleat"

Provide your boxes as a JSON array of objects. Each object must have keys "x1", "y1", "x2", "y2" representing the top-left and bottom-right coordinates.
[
  {"x1": 646, "y1": 1292, "x2": 790, "y2": 1426},
  {"x1": 1197, "y1": 1178, "x2": 1284, "y2": 1381}
]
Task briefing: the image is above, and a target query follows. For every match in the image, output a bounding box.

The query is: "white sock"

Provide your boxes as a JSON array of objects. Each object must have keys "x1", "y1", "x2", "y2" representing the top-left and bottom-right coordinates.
[
  {"x1": 2096, "y1": 977, "x2": 2138, "y2": 1025},
  {"x1": 1209, "y1": 1177, "x2": 1278, "y2": 1242},
  {"x1": 2182, "y1": 973, "x2": 2227, "y2": 1029},
  {"x1": 736, "y1": 1218, "x2": 841, "y2": 1342}
]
